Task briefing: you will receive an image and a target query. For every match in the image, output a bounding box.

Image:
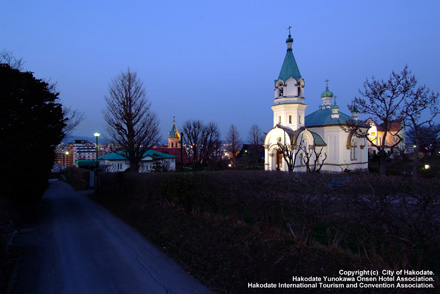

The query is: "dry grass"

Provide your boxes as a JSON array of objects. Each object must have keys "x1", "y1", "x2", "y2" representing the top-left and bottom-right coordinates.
[{"x1": 92, "y1": 170, "x2": 440, "y2": 293}]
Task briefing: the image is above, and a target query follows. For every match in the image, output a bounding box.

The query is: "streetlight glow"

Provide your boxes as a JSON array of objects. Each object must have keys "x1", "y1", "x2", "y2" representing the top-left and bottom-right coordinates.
[{"x1": 94, "y1": 132, "x2": 101, "y2": 137}]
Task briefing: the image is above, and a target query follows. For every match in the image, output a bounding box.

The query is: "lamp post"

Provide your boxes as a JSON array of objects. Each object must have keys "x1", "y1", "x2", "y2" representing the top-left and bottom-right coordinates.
[
  {"x1": 94, "y1": 132, "x2": 100, "y2": 189},
  {"x1": 94, "y1": 132, "x2": 100, "y2": 162}
]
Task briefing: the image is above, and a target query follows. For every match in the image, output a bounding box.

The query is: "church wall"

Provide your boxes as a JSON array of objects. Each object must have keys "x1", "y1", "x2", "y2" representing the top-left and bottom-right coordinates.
[
  {"x1": 271, "y1": 104, "x2": 306, "y2": 129},
  {"x1": 307, "y1": 126, "x2": 368, "y2": 172}
]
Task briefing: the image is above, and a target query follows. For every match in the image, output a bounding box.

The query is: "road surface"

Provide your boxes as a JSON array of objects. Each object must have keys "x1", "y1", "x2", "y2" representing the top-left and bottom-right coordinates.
[{"x1": 9, "y1": 180, "x2": 211, "y2": 294}]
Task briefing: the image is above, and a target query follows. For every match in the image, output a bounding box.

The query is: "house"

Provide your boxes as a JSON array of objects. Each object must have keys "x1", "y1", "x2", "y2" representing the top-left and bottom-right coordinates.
[
  {"x1": 366, "y1": 118, "x2": 405, "y2": 156},
  {"x1": 97, "y1": 150, "x2": 177, "y2": 172},
  {"x1": 264, "y1": 32, "x2": 369, "y2": 172}
]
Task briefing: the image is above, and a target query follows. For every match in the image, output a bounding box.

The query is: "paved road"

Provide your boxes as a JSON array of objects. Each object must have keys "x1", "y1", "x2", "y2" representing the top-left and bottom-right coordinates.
[{"x1": 10, "y1": 180, "x2": 211, "y2": 294}]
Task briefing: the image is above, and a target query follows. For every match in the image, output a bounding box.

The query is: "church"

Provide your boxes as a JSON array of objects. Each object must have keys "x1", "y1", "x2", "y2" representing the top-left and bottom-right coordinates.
[{"x1": 264, "y1": 32, "x2": 369, "y2": 172}]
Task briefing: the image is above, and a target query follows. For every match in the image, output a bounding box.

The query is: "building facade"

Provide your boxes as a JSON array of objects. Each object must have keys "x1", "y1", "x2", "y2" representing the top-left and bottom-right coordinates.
[
  {"x1": 264, "y1": 33, "x2": 369, "y2": 172},
  {"x1": 98, "y1": 150, "x2": 177, "y2": 172}
]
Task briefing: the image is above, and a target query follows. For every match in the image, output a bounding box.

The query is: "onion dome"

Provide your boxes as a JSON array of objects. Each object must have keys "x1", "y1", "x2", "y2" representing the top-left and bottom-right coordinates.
[{"x1": 321, "y1": 86, "x2": 334, "y2": 98}]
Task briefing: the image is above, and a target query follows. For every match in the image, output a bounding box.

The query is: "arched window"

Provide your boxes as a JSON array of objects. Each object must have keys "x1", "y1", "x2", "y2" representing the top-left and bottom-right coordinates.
[
  {"x1": 279, "y1": 86, "x2": 284, "y2": 97},
  {"x1": 350, "y1": 138, "x2": 357, "y2": 160}
]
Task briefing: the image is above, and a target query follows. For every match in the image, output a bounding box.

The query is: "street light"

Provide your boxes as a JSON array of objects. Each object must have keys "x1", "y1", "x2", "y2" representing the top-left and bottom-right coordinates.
[
  {"x1": 94, "y1": 132, "x2": 100, "y2": 163},
  {"x1": 94, "y1": 132, "x2": 100, "y2": 190},
  {"x1": 65, "y1": 151, "x2": 69, "y2": 167}
]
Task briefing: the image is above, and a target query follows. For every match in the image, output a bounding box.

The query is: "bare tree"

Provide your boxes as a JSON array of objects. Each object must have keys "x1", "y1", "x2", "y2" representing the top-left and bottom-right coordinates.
[
  {"x1": 226, "y1": 124, "x2": 241, "y2": 166},
  {"x1": 277, "y1": 130, "x2": 327, "y2": 173},
  {"x1": 276, "y1": 128, "x2": 303, "y2": 172},
  {"x1": 248, "y1": 124, "x2": 263, "y2": 166},
  {"x1": 403, "y1": 85, "x2": 440, "y2": 178},
  {"x1": 103, "y1": 69, "x2": 160, "y2": 172},
  {"x1": 0, "y1": 49, "x2": 24, "y2": 70},
  {"x1": 182, "y1": 120, "x2": 221, "y2": 170},
  {"x1": 277, "y1": 139, "x2": 302, "y2": 172},
  {"x1": 299, "y1": 141, "x2": 327, "y2": 173},
  {"x1": 350, "y1": 65, "x2": 415, "y2": 176},
  {"x1": 62, "y1": 106, "x2": 85, "y2": 136}
]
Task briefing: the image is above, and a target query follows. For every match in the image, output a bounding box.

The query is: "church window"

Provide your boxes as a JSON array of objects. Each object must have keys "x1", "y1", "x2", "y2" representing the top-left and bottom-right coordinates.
[
  {"x1": 279, "y1": 86, "x2": 284, "y2": 97},
  {"x1": 298, "y1": 86, "x2": 301, "y2": 96},
  {"x1": 278, "y1": 116, "x2": 281, "y2": 124},
  {"x1": 299, "y1": 115, "x2": 302, "y2": 125},
  {"x1": 350, "y1": 138, "x2": 357, "y2": 160},
  {"x1": 289, "y1": 115, "x2": 292, "y2": 124}
]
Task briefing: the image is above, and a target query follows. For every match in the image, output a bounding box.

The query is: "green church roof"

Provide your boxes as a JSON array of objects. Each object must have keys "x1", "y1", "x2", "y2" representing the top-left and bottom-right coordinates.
[
  {"x1": 305, "y1": 109, "x2": 368, "y2": 128},
  {"x1": 278, "y1": 37, "x2": 302, "y2": 82},
  {"x1": 321, "y1": 88, "x2": 334, "y2": 98}
]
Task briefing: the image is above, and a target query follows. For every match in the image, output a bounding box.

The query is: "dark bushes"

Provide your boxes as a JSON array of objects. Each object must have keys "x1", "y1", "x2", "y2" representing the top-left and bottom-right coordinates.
[
  {"x1": 94, "y1": 171, "x2": 440, "y2": 293},
  {"x1": 65, "y1": 167, "x2": 90, "y2": 190}
]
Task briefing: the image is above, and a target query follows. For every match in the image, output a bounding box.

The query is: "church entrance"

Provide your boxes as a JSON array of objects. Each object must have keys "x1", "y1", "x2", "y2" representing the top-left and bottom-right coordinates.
[{"x1": 276, "y1": 150, "x2": 283, "y2": 171}]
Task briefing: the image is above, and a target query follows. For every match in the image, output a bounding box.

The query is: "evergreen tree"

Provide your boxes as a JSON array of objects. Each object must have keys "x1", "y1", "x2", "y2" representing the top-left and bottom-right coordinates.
[{"x1": 0, "y1": 64, "x2": 65, "y2": 201}]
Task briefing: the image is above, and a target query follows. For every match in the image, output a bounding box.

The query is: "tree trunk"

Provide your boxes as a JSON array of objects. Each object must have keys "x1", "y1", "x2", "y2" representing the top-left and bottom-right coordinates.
[
  {"x1": 129, "y1": 160, "x2": 139, "y2": 172},
  {"x1": 379, "y1": 149, "x2": 386, "y2": 177}
]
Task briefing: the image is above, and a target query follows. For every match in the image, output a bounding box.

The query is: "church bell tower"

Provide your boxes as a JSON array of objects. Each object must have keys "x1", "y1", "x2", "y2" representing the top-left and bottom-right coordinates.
[{"x1": 271, "y1": 28, "x2": 307, "y2": 131}]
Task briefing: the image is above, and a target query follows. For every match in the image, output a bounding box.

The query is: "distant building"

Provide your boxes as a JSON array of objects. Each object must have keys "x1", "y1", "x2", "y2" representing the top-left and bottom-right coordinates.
[
  {"x1": 366, "y1": 118, "x2": 405, "y2": 155},
  {"x1": 168, "y1": 117, "x2": 181, "y2": 148},
  {"x1": 54, "y1": 143, "x2": 73, "y2": 167},
  {"x1": 264, "y1": 32, "x2": 369, "y2": 172},
  {"x1": 153, "y1": 118, "x2": 190, "y2": 165},
  {"x1": 72, "y1": 140, "x2": 96, "y2": 162},
  {"x1": 97, "y1": 150, "x2": 177, "y2": 172}
]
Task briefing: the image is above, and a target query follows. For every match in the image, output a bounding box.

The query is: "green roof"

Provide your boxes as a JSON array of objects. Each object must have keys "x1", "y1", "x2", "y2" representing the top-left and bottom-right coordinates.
[
  {"x1": 321, "y1": 88, "x2": 334, "y2": 98},
  {"x1": 278, "y1": 46, "x2": 302, "y2": 83},
  {"x1": 98, "y1": 150, "x2": 177, "y2": 161},
  {"x1": 305, "y1": 109, "x2": 368, "y2": 127},
  {"x1": 310, "y1": 132, "x2": 327, "y2": 146},
  {"x1": 76, "y1": 160, "x2": 97, "y2": 167},
  {"x1": 141, "y1": 149, "x2": 177, "y2": 160},
  {"x1": 97, "y1": 151, "x2": 127, "y2": 161}
]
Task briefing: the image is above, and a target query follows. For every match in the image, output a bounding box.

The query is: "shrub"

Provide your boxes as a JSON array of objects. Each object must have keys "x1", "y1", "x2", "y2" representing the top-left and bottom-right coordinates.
[
  {"x1": 94, "y1": 171, "x2": 440, "y2": 292},
  {"x1": 65, "y1": 167, "x2": 90, "y2": 190}
]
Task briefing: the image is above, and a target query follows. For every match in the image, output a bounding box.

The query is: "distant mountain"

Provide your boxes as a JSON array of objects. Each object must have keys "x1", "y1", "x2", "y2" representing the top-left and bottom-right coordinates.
[
  {"x1": 62, "y1": 135, "x2": 110, "y2": 144},
  {"x1": 62, "y1": 135, "x2": 166, "y2": 146}
]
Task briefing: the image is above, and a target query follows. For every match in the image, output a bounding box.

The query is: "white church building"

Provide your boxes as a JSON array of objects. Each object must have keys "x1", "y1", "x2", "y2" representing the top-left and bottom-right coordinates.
[{"x1": 264, "y1": 33, "x2": 369, "y2": 172}]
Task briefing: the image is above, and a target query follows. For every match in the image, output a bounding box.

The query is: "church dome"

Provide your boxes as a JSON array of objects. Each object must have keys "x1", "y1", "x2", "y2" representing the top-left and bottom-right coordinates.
[
  {"x1": 286, "y1": 34, "x2": 294, "y2": 43},
  {"x1": 321, "y1": 88, "x2": 334, "y2": 98},
  {"x1": 331, "y1": 104, "x2": 339, "y2": 109}
]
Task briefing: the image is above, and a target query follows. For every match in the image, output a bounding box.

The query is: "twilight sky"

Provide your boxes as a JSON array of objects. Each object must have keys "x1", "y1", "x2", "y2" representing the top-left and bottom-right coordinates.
[{"x1": 2, "y1": 0, "x2": 439, "y2": 143}]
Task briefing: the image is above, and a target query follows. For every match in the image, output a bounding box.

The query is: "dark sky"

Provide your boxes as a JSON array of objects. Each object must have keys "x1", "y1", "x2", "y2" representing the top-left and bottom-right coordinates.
[{"x1": 2, "y1": 0, "x2": 439, "y2": 143}]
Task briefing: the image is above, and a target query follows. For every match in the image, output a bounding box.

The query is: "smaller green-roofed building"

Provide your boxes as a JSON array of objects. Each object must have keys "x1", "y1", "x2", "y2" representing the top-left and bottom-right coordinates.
[{"x1": 97, "y1": 149, "x2": 177, "y2": 172}]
